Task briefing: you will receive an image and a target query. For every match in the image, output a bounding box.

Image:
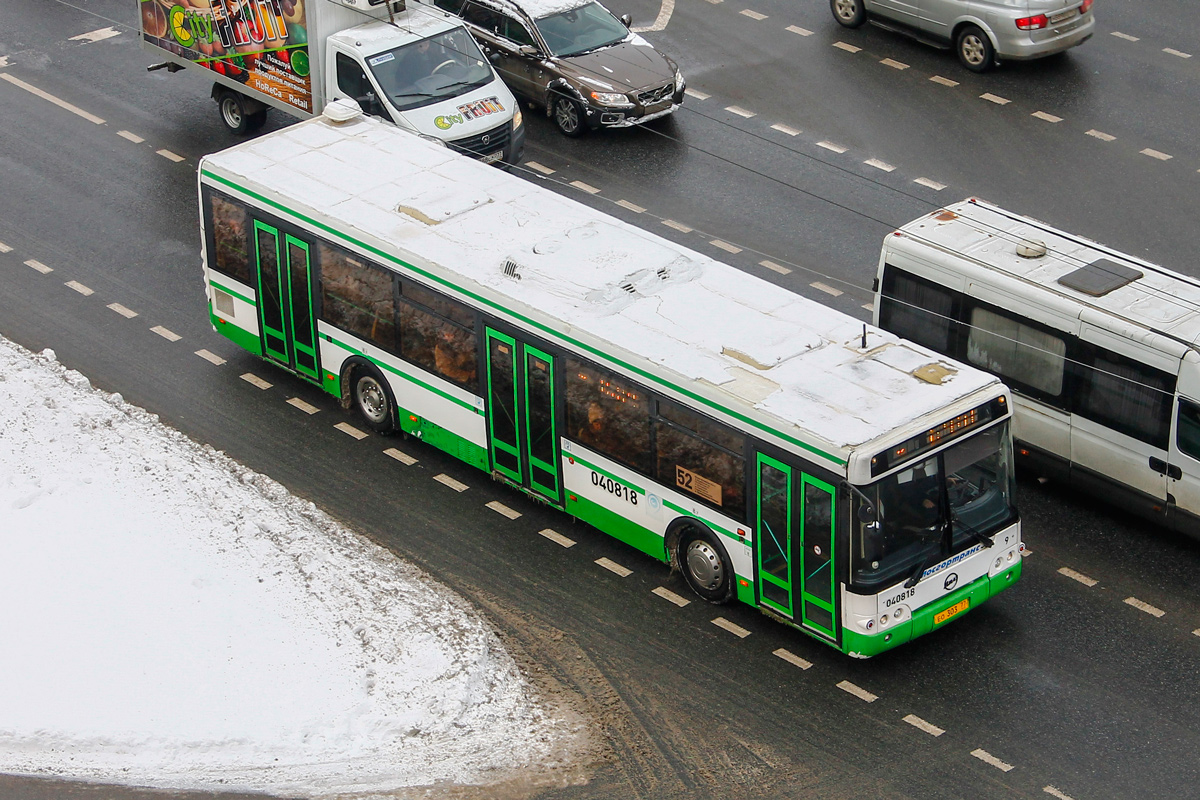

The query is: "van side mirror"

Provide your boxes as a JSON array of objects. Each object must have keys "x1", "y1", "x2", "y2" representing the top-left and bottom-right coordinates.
[{"x1": 619, "y1": 12, "x2": 632, "y2": 26}]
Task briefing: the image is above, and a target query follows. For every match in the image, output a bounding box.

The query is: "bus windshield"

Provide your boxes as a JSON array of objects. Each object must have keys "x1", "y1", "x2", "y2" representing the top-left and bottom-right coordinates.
[
  {"x1": 367, "y1": 28, "x2": 494, "y2": 112},
  {"x1": 851, "y1": 422, "x2": 1016, "y2": 590}
]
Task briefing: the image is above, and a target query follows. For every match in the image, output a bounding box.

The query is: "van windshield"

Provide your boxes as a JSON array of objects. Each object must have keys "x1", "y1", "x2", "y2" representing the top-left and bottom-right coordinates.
[{"x1": 367, "y1": 28, "x2": 494, "y2": 111}]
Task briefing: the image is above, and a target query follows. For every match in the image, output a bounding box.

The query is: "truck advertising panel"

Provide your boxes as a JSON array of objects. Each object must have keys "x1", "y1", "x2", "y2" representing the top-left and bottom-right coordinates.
[{"x1": 139, "y1": 0, "x2": 313, "y2": 115}]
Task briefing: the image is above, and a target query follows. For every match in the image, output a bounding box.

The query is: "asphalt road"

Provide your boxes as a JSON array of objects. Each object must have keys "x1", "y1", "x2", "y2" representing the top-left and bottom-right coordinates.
[{"x1": 2, "y1": 0, "x2": 1199, "y2": 798}]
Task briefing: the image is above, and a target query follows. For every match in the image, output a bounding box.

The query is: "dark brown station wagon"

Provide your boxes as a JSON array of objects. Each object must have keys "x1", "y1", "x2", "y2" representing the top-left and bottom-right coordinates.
[{"x1": 424, "y1": 0, "x2": 685, "y2": 136}]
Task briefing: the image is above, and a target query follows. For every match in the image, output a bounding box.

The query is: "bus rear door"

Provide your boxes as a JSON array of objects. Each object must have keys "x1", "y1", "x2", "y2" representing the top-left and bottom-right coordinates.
[{"x1": 251, "y1": 221, "x2": 319, "y2": 382}]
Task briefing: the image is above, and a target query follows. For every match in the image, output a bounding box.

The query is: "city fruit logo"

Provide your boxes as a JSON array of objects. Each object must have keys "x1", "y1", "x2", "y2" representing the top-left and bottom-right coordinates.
[{"x1": 435, "y1": 97, "x2": 506, "y2": 130}]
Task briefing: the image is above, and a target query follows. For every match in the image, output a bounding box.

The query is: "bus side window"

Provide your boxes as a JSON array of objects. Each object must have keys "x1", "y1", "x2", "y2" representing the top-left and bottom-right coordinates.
[
  {"x1": 317, "y1": 242, "x2": 397, "y2": 351},
  {"x1": 1177, "y1": 398, "x2": 1200, "y2": 461},
  {"x1": 878, "y1": 267, "x2": 957, "y2": 355},
  {"x1": 207, "y1": 193, "x2": 253, "y2": 286},
  {"x1": 1075, "y1": 346, "x2": 1175, "y2": 449},
  {"x1": 565, "y1": 358, "x2": 652, "y2": 474},
  {"x1": 397, "y1": 280, "x2": 478, "y2": 390},
  {"x1": 655, "y1": 400, "x2": 746, "y2": 520},
  {"x1": 965, "y1": 306, "x2": 1067, "y2": 402}
]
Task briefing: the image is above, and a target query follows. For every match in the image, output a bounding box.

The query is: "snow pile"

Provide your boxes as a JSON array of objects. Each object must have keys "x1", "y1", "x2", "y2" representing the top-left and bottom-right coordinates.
[{"x1": 0, "y1": 337, "x2": 566, "y2": 796}]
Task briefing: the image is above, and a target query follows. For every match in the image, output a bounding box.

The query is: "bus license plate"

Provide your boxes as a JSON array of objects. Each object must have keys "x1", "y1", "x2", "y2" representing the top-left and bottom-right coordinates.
[{"x1": 934, "y1": 598, "x2": 969, "y2": 625}]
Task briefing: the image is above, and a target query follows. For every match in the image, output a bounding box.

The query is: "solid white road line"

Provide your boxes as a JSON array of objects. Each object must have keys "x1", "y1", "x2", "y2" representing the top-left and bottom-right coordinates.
[{"x1": 1, "y1": 74, "x2": 105, "y2": 124}]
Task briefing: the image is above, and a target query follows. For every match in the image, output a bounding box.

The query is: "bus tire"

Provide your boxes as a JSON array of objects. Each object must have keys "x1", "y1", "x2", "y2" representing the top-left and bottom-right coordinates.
[
  {"x1": 350, "y1": 364, "x2": 397, "y2": 435},
  {"x1": 677, "y1": 524, "x2": 734, "y2": 604}
]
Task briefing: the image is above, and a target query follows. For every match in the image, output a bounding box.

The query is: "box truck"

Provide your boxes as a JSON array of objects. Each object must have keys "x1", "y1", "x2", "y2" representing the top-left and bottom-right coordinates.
[{"x1": 139, "y1": 0, "x2": 524, "y2": 164}]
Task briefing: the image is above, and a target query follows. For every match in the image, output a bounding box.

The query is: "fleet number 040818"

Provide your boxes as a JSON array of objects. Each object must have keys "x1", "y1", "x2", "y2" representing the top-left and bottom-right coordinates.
[{"x1": 591, "y1": 471, "x2": 638, "y2": 505}]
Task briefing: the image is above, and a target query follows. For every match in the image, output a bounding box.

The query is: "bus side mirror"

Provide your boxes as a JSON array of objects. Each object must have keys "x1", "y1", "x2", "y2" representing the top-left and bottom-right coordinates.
[{"x1": 857, "y1": 504, "x2": 877, "y2": 524}]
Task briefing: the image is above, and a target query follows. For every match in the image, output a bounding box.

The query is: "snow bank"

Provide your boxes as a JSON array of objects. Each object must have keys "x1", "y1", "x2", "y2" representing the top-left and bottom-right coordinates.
[{"x1": 0, "y1": 337, "x2": 566, "y2": 796}]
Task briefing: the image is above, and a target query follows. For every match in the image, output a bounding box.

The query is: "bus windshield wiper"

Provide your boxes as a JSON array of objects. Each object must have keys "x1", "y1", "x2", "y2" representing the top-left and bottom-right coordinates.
[
  {"x1": 951, "y1": 511, "x2": 994, "y2": 549},
  {"x1": 903, "y1": 540, "x2": 939, "y2": 589}
]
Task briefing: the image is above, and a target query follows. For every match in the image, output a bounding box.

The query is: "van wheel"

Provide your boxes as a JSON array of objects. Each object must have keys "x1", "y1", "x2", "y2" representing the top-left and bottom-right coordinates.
[
  {"x1": 552, "y1": 96, "x2": 586, "y2": 137},
  {"x1": 218, "y1": 91, "x2": 253, "y2": 134},
  {"x1": 678, "y1": 525, "x2": 734, "y2": 604},
  {"x1": 351, "y1": 365, "x2": 397, "y2": 434},
  {"x1": 957, "y1": 25, "x2": 995, "y2": 72},
  {"x1": 830, "y1": 0, "x2": 866, "y2": 28}
]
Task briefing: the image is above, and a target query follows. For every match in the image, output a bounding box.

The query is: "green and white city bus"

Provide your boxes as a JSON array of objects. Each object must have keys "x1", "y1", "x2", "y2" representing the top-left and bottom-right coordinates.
[{"x1": 197, "y1": 100, "x2": 1023, "y2": 657}]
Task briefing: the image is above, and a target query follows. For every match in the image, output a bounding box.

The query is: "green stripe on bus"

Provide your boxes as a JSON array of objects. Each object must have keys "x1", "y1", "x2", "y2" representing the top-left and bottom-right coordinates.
[
  {"x1": 201, "y1": 170, "x2": 846, "y2": 467},
  {"x1": 323, "y1": 334, "x2": 481, "y2": 414},
  {"x1": 566, "y1": 453, "x2": 645, "y2": 495},
  {"x1": 661, "y1": 498, "x2": 740, "y2": 544},
  {"x1": 209, "y1": 309, "x2": 260, "y2": 354},
  {"x1": 565, "y1": 492, "x2": 667, "y2": 562},
  {"x1": 208, "y1": 278, "x2": 255, "y2": 306}
]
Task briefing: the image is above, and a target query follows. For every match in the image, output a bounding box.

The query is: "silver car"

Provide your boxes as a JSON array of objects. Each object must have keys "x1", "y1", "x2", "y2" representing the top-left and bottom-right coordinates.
[{"x1": 830, "y1": 0, "x2": 1094, "y2": 71}]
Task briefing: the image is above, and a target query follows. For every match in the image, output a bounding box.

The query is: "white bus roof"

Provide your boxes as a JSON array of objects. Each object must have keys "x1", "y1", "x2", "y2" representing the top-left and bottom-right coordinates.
[
  {"x1": 198, "y1": 108, "x2": 999, "y2": 464},
  {"x1": 891, "y1": 198, "x2": 1200, "y2": 350}
]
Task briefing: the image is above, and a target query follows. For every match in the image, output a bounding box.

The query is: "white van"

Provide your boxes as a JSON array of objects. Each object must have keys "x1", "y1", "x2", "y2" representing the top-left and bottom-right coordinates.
[{"x1": 874, "y1": 198, "x2": 1200, "y2": 536}]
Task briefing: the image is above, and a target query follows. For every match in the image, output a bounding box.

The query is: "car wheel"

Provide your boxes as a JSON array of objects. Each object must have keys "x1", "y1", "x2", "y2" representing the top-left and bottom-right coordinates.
[
  {"x1": 552, "y1": 96, "x2": 586, "y2": 137},
  {"x1": 351, "y1": 365, "x2": 397, "y2": 435},
  {"x1": 217, "y1": 91, "x2": 252, "y2": 134},
  {"x1": 830, "y1": 0, "x2": 866, "y2": 28},
  {"x1": 956, "y1": 24, "x2": 994, "y2": 72},
  {"x1": 677, "y1": 525, "x2": 735, "y2": 604}
]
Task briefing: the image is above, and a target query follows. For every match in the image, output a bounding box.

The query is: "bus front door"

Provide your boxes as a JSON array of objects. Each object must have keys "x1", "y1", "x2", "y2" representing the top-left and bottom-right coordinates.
[
  {"x1": 755, "y1": 455, "x2": 837, "y2": 640},
  {"x1": 252, "y1": 221, "x2": 319, "y2": 381},
  {"x1": 484, "y1": 328, "x2": 562, "y2": 505}
]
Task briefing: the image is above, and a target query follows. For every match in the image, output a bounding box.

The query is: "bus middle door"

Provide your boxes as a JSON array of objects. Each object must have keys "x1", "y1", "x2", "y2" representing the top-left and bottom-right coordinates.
[
  {"x1": 252, "y1": 220, "x2": 319, "y2": 382},
  {"x1": 484, "y1": 328, "x2": 562, "y2": 505}
]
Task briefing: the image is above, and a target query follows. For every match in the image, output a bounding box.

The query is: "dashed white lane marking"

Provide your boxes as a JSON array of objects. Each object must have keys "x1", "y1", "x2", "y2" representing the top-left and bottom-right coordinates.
[
  {"x1": 1141, "y1": 148, "x2": 1172, "y2": 160},
  {"x1": 151, "y1": 325, "x2": 181, "y2": 342},
  {"x1": 903, "y1": 714, "x2": 944, "y2": 736},
  {"x1": 0, "y1": 242, "x2": 12, "y2": 253},
  {"x1": 880, "y1": 58, "x2": 908, "y2": 70},
  {"x1": 487, "y1": 500, "x2": 522, "y2": 520},
  {"x1": 862, "y1": 302, "x2": 874, "y2": 312},
  {"x1": 595, "y1": 557, "x2": 632, "y2": 577},
  {"x1": 1, "y1": 74, "x2": 105, "y2": 124},
  {"x1": 836, "y1": 680, "x2": 877, "y2": 702},
  {"x1": 726, "y1": 105, "x2": 756, "y2": 118},
  {"x1": 26, "y1": 259, "x2": 53, "y2": 274},
  {"x1": 980, "y1": 93, "x2": 1011, "y2": 105},
  {"x1": 286, "y1": 397, "x2": 320, "y2": 415},
  {"x1": 711, "y1": 239, "x2": 742, "y2": 253},
  {"x1": 631, "y1": 0, "x2": 674, "y2": 32},
  {"x1": 712, "y1": 617, "x2": 751, "y2": 638},
  {"x1": 760, "y1": 259, "x2": 791, "y2": 275},
  {"x1": 1044, "y1": 786, "x2": 1076, "y2": 800},
  {"x1": 972, "y1": 749, "x2": 1015, "y2": 772},
  {"x1": 817, "y1": 140, "x2": 848, "y2": 153},
  {"x1": 662, "y1": 219, "x2": 693, "y2": 233},
  {"x1": 685, "y1": 88, "x2": 711, "y2": 100},
  {"x1": 1058, "y1": 567, "x2": 1097, "y2": 587},
  {"x1": 740, "y1": 9, "x2": 766, "y2": 20},
  {"x1": 433, "y1": 473, "x2": 469, "y2": 492},
  {"x1": 1032, "y1": 111, "x2": 1063, "y2": 123},
  {"x1": 653, "y1": 586, "x2": 690, "y2": 606},
  {"x1": 525, "y1": 161, "x2": 555, "y2": 175},
  {"x1": 786, "y1": 25, "x2": 813, "y2": 36},
  {"x1": 1193, "y1": 627, "x2": 1200, "y2": 637},
  {"x1": 773, "y1": 648, "x2": 812, "y2": 670},
  {"x1": 771, "y1": 122, "x2": 801, "y2": 136},
  {"x1": 570, "y1": 180, "x2": 600, "y2": 194},
  {"x1": 240, "y1": 372, "x2": 272, "y2": 390},
  {"x1": 0, "y1": 56, "x2": 9, "y2": 68},
  {"x1": 1111, "y1": 31, "x2": 1139, "y2": 41},
  {"x1": 334, "y1": 422, "x2": 369, "y2": 440},
  {"x1": 117, "y1": 130, "x2": 144, "y2": 143},
  {"x1": 538, "y1": 528, "x2": 576, "y2": 547},
  {"x1": 616, "y1": 199, "x2": 645, "y2": 213},
  {"x1": 194, "y1": 349, "x2": 226, "y2": 365},
  {"x1": 833, "y1": 42, "x2": 861, "y2": 53},
  {"x1": 383, "y1": 446, "x2": 418, "y2": 465},
  {"x1": 914, "y1": 177, "x2": 947, "y2": 190},
  {"x1": 1164, "y1": 48, "x2": 1192, "y2": 58},
  {"x1": 1086, "y1": 129, "x2": 1116, "y2": 141},
  {"x1": 1124, "y1": 596, "x2": 1166, "y2": 617},
  {"x1": 65, "y1": 280, "x2": 93, "y2": 296},
  {"x1": 930, "y1": 75, "x2": 959, "y2": 87},
  {"x1": 811, "y1": 281, "x2": 843, "y2": 297},
  {"x1": 865, "y1": 158, "x2": 895, "y2": 172},
  {"x1": 69, "y1": 27, "x2": 120, "y2": 42}
]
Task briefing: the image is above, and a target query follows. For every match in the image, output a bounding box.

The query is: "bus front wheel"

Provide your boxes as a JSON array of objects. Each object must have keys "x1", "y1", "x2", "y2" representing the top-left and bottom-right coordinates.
[
  {"x1": 351, "y1": 365, "x2": 397, "y2": 435},
  {"x1": 678, "y1": 526, "x2": 734, "y2": 604}
]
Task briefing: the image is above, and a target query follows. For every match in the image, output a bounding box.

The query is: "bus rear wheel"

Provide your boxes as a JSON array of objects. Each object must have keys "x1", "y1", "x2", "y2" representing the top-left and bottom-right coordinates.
[
  {"x1": 678, "y1": 525, "x2": 734, "y2": 604},
  {"x1": 351, "y1": 365, "x2": 397, "y2": 435}
]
